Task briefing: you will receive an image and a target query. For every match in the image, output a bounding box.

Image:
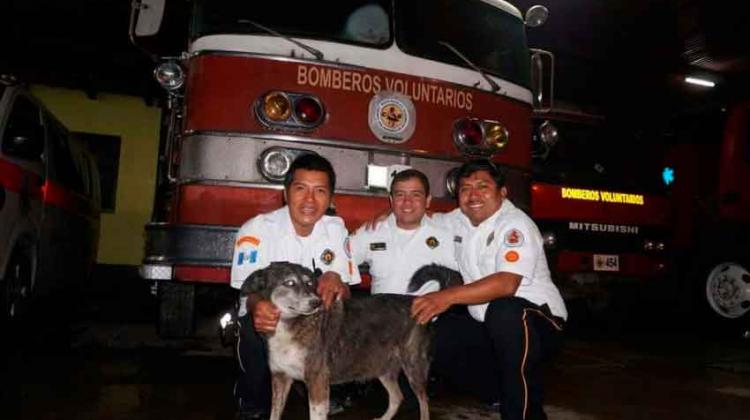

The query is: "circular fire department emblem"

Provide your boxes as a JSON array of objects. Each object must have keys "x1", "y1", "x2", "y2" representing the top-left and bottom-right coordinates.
[
  {"x1": 321, "y1": 249, "x2": 335, "y2": 265},
  {"x1": 378, "y1": 101, "x2": 407, "y2": 132},
  {"x1": 426, "y1": 236, "x2": 440, "y2": 249},
  {"x1": 368, "y1": 91, "x2": 416, "y2": 144}
]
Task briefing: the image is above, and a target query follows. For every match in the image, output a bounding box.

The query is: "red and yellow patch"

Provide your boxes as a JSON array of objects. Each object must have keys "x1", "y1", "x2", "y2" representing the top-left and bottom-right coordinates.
[{"x1": 504, "y1": 250, "x2": 520, "y2": 262}]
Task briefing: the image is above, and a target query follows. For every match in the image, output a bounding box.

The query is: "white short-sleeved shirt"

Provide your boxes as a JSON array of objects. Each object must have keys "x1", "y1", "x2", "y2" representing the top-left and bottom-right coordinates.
[
  {"x1": 230, "y1": 206, "x2": 361, "y2": 315},
  {"x1": 349, "y1": 215, "x2": 458, "y2": 295},
  {"x1": 433, "y1": 200, "x2": 567, "y2": 322}
]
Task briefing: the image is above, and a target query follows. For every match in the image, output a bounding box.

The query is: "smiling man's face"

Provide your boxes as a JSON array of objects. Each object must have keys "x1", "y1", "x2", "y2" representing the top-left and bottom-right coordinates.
[
  {"x1": 457, "y1": 170, "x2": 507, "y2": 226},
  {"x1": 285, "y1": 169, "x2": 332, "y2": 236},
  {"x1": 390, "y1": 176, "x2": 430, "y2": 230}
]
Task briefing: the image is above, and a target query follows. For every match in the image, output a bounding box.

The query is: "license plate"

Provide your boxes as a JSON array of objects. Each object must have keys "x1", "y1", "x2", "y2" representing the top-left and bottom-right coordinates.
[{"x1": 593, "y1": 254, "x2": 619, "y2": 272}]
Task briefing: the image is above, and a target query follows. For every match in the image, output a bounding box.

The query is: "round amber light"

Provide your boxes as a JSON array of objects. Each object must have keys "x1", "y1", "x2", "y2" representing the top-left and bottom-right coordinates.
[
  {"x1": 263, "y1": 92, "x2": 291, "y2": 121},
  {"x1": 484, "y1": 122, "x2": 509, "y2": 150}
]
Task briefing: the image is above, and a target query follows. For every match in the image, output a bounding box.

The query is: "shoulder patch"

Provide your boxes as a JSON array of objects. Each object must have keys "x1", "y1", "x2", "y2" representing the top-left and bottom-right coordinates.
[
  {"x1": 321, "y1": 249, "x2": 335, "y2": 265},
  {"x1": 504, "y1": 250, "x2": 520, "y2": 262},
  {"x1": 237, "y1": 250, "x2": 258, "y2": 266},
  {"x1": 426, "y1": 236, "x2": 439, "y2": 249},
  {"x1": 504, "y1": 229, "x2": 524, "y2": 247},
  {"x1": 370, "y1": 242, "x2": 387, "y2": 251},
  {"x1": 236, "y1": 235, "x2": 261, "y2": 247}
]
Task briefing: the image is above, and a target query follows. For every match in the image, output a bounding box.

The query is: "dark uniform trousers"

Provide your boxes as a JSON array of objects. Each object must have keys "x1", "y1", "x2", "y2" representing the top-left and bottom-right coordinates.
[
  {"x1": 432, "y1": 296, "x2": 564, "y2": 420},
  {"x1": 235, "y1": 315, "x2": 272, "y2": 413}
]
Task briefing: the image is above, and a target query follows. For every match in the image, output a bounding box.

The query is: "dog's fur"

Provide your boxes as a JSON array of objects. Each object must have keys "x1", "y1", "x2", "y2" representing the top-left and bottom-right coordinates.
[{"x1": 241, "y1": 262, "x2": 462, "y2": 420}]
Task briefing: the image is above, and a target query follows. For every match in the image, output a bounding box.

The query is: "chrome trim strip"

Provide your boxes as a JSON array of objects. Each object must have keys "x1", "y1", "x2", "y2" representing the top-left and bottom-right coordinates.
[
  {"x1": 181, "y1": 131, "x2": 531, "y2": 172},
  {"x1": 183, "y1": 130, "x2": 465, "y2": 162}
]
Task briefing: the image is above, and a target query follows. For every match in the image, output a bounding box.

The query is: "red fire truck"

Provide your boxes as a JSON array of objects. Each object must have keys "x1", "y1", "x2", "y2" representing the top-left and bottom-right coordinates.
[
  {"x1": 530, "y1": 107, "x2": 672, "y2": 319},
  {"x1": 130, "y1": 0, "x2": 553, "y2": 336},
  {"x1": 532, "y1": 103, "x2": 750, "y2": 331},
  {"x1": 665, "y1": 102, "x2": 750, "y2": 329}
]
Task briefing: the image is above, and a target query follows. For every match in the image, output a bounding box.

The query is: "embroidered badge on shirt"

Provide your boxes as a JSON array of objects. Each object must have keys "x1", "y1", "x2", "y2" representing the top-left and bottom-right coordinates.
[
  {"x1": 370, "y1": 242, "x2": 387, "y2": 251},
  {"x1": 321, "y1": 249, "x2": 335, "y2": 265},
  {"x1": 504, "y1": 250, "x2": 520, "y2": 262},
  {"x1": 236, "y1": 235, "x2": 260, "y2": 266},
  {"x1": 426, "y1": 236, "x2": 439, "y2": 249},
  {"x1": 504, "y1": 229, "x2": 524, "y2": 247},
  {"x1": 486, "y1": 231, "x2": 495, "y2": 247},
  {"x1": 237, "y1": 250, "x2": 258, "y2": 265}
]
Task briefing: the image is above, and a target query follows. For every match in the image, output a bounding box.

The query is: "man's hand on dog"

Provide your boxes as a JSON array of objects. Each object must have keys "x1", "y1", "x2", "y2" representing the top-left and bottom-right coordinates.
[
  {"x1": 411, "y1": 290, "x2": 452, "y2": 325},
  {"x1": 252, "y1": 300, "x2": 281, "y2": 333},
  {"x1": 317, "y1": 271, "x2": 350, "y2": 308}
]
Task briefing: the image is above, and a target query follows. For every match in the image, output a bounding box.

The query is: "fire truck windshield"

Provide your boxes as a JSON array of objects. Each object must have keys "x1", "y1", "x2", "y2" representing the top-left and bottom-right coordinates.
[
  {"x1": 532, "y1": 119, "x2": 668, "y2": 194},
  {"x1": 192, "y1": 0, "x2": 393, "y2": 48},
  {"x1": 396, "y1": 0, "x2": 530, "y2": 88},
  {"x1": 192, "y1": 0, "x2": 530, "y2": 88}
]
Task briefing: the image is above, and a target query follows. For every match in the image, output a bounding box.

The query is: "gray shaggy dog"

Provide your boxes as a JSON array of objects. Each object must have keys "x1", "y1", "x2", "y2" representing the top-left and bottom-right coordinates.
[{"x1": 241, "y1": 262, "x2": 461, "y2": 420}]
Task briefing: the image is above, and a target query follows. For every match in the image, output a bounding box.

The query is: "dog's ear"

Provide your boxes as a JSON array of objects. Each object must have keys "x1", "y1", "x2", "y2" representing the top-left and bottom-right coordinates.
[{"x1": 240, "y1": 267, "x2": 268, "y2": 297}]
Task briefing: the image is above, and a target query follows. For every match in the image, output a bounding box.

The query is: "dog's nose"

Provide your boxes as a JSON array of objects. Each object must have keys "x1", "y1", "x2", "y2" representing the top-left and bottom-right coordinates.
[{"x1": 309, "y1": 297, "x2": 322, "y2": 308}]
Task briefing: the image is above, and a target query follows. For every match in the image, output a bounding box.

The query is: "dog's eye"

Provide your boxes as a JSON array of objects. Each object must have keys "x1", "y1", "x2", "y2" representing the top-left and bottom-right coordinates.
[
  {"x1": 284, "y1": 280, "x2": 296, "y2": 287},
  {"x1": 305, "y1": 280, "x2": 314, "y2": 287}
]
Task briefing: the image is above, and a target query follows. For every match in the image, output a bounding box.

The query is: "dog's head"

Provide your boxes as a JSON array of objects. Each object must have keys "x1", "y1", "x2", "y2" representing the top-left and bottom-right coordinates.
[{"x1": 241, "y1": 262, "x2": 322, "y2": 319}]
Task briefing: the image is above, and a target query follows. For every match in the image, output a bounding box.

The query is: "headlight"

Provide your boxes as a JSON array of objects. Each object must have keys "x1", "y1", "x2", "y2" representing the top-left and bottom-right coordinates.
[
  {"x1": 538, "y1": 120, "x2": 559, "y2": 146},
  {"x1": 656, "y1": 241, "x2": 666, "y2": 251},
  {"x1": 643, "y1": 240, "x2": 655, "y2": 251},
  {"x1": 258, "y1": 148, "x2": 315, "y2": 182},
  {"x1": 153, "y1": 61, "x2": 185, "y2": 91}
]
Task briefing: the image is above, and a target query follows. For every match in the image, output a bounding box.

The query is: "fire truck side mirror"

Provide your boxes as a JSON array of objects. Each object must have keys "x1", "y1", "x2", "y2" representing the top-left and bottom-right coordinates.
[
  {"x1": 525, "y1": 5, "x2": 549, "y2": 28},
  {"x1": 132, "y1": 0, "x2": 166, "y2": 37},
  {"x1": 530, "y1": 49, "x2": 554, "y2": 112}
]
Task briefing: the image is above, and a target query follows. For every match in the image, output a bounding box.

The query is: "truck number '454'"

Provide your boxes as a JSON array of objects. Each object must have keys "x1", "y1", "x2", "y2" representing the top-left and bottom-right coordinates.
[{"x1": 593, "y1": 254, "x2": 619, "y2": 272}]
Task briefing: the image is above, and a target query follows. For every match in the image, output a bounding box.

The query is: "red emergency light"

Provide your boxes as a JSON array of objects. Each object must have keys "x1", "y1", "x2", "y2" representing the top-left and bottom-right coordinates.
[{"x1": 256, "y1": 91, "x2": 326, "y2": 130}]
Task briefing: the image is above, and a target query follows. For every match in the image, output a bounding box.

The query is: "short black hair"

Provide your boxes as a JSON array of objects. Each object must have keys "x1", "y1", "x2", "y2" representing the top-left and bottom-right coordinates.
[
  {"x1": 455, "y1": 159, "x2": 505, "y2": 188},
  {"x1": 390, "y1": 169, "x2": 430, "y2": 197},
  {"x1": 283, "y1": 154, "x2": 336, "y2": 192}
]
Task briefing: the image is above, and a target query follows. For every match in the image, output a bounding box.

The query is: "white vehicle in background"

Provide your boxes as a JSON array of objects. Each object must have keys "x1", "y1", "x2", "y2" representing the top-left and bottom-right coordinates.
[{"x1": 0, "y1": 76, "x2": 101, "y2": 322}]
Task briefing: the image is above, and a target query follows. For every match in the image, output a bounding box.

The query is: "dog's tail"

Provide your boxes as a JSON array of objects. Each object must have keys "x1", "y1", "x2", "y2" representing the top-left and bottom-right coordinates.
[{"x1": 407, "y1": 264, "x2": 463, "y2": 294}]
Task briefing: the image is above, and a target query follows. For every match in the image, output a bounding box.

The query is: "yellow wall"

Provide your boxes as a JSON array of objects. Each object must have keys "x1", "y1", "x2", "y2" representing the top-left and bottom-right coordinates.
[{"x1": 31, "y1": 85, "x2": 161, "y2": 265}]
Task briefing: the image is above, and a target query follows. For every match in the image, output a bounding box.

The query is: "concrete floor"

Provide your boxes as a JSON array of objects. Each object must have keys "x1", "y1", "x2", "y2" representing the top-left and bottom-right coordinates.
[{"x1": 1, "y1": 276, "x2": 749, "y2": 420}]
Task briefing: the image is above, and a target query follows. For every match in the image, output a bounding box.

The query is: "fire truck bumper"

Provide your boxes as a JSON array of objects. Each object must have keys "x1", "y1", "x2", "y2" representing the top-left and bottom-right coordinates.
[{"x1": 140, "y1": 222, "x2": 235, "y2": 284}]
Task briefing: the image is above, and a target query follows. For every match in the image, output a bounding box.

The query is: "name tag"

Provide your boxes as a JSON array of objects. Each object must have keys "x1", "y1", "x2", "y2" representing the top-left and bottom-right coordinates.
[{"x1": 370, "y1": 242, "x2": 387, "y2": 251}]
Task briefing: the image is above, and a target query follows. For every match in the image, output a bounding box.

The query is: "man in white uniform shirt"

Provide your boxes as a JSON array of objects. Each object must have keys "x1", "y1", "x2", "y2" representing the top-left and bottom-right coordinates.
[
  {"x1": 350, "y1": 169, "x2": 457, "y2": 295},
  {"x1": 412, "y1": 160, "x2": 567, "y2": 420},
  {"x1": 230, "y1": 154, "x2": 360, "y2": 420}
]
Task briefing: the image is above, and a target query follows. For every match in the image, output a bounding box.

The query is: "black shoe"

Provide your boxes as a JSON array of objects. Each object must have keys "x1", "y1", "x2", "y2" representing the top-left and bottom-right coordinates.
[
  {"x1": 328, "y1": 396, "x2": 347, "y2": 415},
  {"x1": 483, "y1": 400, "x2": 501, "y2": 412},
  {"x1": 235, "y1": 408, "x2": 269, "y2": 420}
]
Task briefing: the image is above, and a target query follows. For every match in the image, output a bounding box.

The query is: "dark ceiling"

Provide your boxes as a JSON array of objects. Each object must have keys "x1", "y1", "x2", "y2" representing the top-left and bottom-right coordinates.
[{"x1": 2, "y1": 0, "x2": 749, "y2": 131}]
